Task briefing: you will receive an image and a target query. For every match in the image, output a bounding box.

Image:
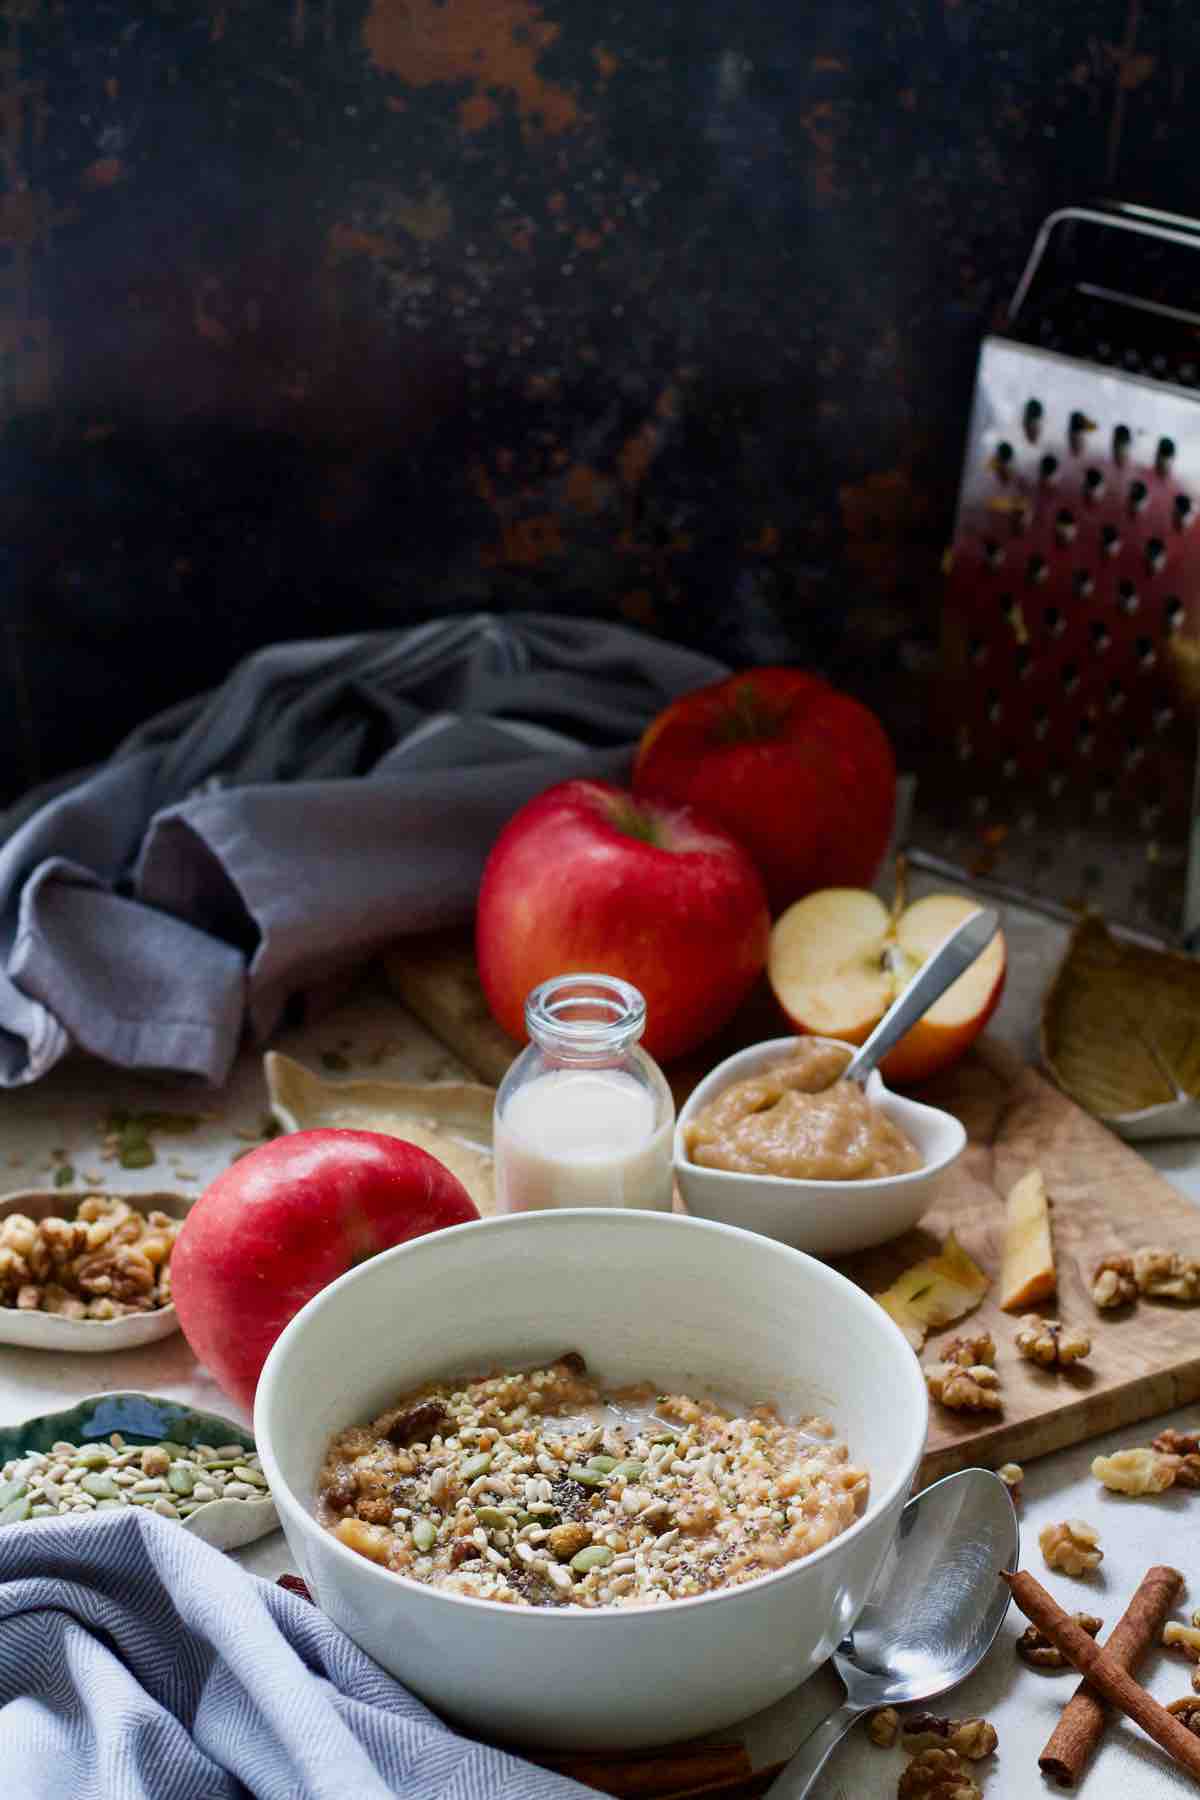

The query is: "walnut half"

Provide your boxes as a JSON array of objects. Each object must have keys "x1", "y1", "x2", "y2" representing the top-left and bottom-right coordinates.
[
  {"x1": 1039, "y1": 1518, "x2": 1103, "y2": 1575},
  {"x1": 897, "y1": 1747, "x2": 982, "y2": 1800},
  {"x1": 1092, "y1": 1447, "x2": 1179, "y2": 1495},
  {"x1": 1091, "y1": 1253, "x2": 1137, "y2": 1310},
  {"x1": 923, "y1": 1362, "x2": 1002, "y2": 1413},
  {"x1": 868, "y1": 1707, "x2": 900, "y2": 1748},
  {"x1": 901, "y1": 1715, "x2": 998, "y2": 1760},
  {"x1": 1163, "y1": 1621, "x2": 1200, "y2": 1664},
  {"x1": 1017, "y1": 1613, "x2": 1103, "y2": 1668},
  {"x1": 1133, "y1": 1247, "x2": 1200, "y2": 1302},
  {"x1": 938, "y1": 1331, "x2": 996, "y2": 1369},
  {"x1": 1167, "y1": 1697, "x2": 1200, "y2": 1737},
  {"x1": 1014, "y1": 1315, "x2": 1091, "y2": 1367}
]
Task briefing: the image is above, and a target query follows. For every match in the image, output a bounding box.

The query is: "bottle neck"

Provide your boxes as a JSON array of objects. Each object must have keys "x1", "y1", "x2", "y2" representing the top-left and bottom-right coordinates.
[{"x1": 524, "y1": 973, "x2": 647, "y2": 1063}]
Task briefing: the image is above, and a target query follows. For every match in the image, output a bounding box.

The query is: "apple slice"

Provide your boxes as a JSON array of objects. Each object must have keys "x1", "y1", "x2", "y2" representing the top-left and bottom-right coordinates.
[
  {"x1": 999, "y1": 1166, "x2": 1056, "y2": 1312},
  {"x1": 874, "y1": 1230, "x2": 991, "y2": 1351},
  {"x1": 768, "y1": 880, "x2": 1007, "y2": 1086}
]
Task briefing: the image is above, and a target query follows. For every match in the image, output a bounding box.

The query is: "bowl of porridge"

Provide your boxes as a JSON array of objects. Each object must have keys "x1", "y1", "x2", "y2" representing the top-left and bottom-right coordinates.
[
  {"x1": 674, "y1": 1036, "x2": 966, "y2": 1256},
  {"x1": 254, "y1": 1208, "x2": 927, "y2": 1750}
]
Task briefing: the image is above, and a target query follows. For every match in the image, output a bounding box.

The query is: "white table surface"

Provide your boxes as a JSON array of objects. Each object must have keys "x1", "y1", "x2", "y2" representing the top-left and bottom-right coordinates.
[{"x1": 0, "y1": 895, "x2": 1197, "y2": 1798}]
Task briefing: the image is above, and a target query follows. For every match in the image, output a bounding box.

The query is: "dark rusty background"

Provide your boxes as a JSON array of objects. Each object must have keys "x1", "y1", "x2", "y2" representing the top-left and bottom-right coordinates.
[{"x1": 0, "y1": 0, "x2": 1195, "y2": 802}]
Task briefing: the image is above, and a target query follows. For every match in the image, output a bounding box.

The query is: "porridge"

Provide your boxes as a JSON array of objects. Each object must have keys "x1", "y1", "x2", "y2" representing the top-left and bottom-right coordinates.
[
  {"x1": 318, "y1": 1352, "x2": 868, "y2": 1608},
  {"x1": 683, "y1": 1040, "x2": 921, "y2": 1181}
]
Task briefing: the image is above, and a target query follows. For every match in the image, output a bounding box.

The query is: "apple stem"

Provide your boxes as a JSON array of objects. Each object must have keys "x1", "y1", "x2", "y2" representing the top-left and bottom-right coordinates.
[{"x1": 890, "y1": 853, "x2": 909, "y2": 925}]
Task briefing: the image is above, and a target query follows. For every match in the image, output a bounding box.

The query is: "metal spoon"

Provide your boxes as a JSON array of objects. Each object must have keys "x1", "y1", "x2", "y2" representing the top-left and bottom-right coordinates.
[
  {"x1": 763, "y1": 1467, "x2": 1019, "y2": 1798},
  {"x1": 842, "y1": 908, "x2": 1001, "y2": 1088}
]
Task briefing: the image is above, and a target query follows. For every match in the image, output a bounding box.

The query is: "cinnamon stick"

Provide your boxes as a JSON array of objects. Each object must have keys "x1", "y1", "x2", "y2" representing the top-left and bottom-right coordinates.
[
  {"x1": 530, "y1": 1742, "x2": 753, "y2": 1798},
  {"x1": 1002, "y1": 1570, "x2": 1200, "y2": 1784},
  {"x1": 1039, "y1": 1563, "x2": 1184, "y2": 1787}
]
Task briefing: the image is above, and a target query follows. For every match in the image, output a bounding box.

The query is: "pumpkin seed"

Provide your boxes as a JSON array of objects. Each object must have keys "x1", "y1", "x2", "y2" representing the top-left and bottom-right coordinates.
[
  {"x1": 167, "y1": 1467, "x2": 196, "y2": 1497},
  {"x1": 585, "y1": 1455, "x2": 618, "y2": 1475},
  {"x1": 0, "y1": 1479, "x2": 27, "y2": 1509},
  {"x1": 609, "y1": 1460, "x2": 645, "y2": 1480},
  {"x1": 474, "y1": 1507, "x2": 511, "y2": 1530},
  {"x1": 81, "y1": 1472, "x2": 119, "y2": 1500},
  {"x1": 412, "y1": 1519, "x2": 437, "y2": 1552},
  {"x1": 567, "y1": 1463, "x2": 607, "y2": 1488},
  {"x1": 0, "y1": 1495, "x2": 32, "y2": 1525},
  {"x1": 460, "y1": 1452, "x2": 493, "y2": 1481},
  {"x1": 75, "y1": 1445, "x2": 114, "y2": 1469},
  {"x1": 570, "y1": 1544, "x2": 614, "y2": 1574}
]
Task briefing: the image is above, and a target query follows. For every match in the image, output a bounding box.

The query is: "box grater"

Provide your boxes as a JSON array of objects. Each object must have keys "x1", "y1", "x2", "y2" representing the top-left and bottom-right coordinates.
[{"x1": 907, "y1": 202, "x2": 1200, "y2": 949}]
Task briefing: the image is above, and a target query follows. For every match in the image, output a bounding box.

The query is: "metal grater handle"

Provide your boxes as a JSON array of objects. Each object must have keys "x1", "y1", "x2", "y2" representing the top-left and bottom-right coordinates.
[{"x1": 1009, "y1": 202, "x2": 1200, "y2": 329}]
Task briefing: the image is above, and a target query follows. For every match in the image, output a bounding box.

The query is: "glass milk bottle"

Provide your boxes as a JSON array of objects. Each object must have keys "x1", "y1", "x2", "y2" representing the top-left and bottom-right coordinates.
[{"x1": 494, "y1": 974, "x2": 675, "y2": 1212}]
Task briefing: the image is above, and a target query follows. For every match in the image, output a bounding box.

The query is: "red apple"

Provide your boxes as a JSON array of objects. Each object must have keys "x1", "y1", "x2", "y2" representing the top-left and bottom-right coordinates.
[
  {"x1": 475, "y1": 779, "x2": 770, "y2": 1063},
  {"x1": 768, "y1": 888, "x2": 1007, "y2": 1085},
  {"x1": 632, "y1": 666, "x2": 896, "y2": 912},
  {"x1": 171, "y1": 1130, "x2": 478, "y2": 1411}
]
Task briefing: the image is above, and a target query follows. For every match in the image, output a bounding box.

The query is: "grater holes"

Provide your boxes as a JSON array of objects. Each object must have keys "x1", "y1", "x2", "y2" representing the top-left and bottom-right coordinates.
[
  {"x1": 1154, "y1": 701, "x2": 1176, "y2": 732},
  {"x1": 1039, "y1": 453, "x2": 1058, "y2": 485},
  {"x1": 982, "y1": 537, "x2": 1005, "y2": 567},
  {"x1": 1055, "y1": 507, "x2": 1076, "y2": 544},
  {"x1": 1089, "y1": 619, "x2": 1111, "y2": 652},
  {"x1": 1136, "y1": 634, "x2": 1156, "y2": 669},
  {"x1": 1093, "y1": 775, "x2": 1114, "y2": 816},
  {"x1": 1033, "y1": 704, "x2": 1050, "y2": 742},
  {"x1": 1023, "y1": 398, "x2": 1043, "y2": 442},
  {"x1": 1117, "y1": 579, "x2": 1139, "y2": 615},
  {"x1": 1128, "y1": 479, "x2": 1149, "y2": 516},
  {"x1": 1146, "y1": 537, "x2": 1167, "y2": 574},
  {"x1": 1026, "y1": 553, "x2": 1048, "y2": 585},
  {"x1": 1181, "y1": 362, "x2": 1199, "y2": 385},
  {"x1": 1044, "y1": 603, "x2": 1066, "y2": 638},
  {"x1": 1083, "y1": 467, "x2": 1105, "y2": 501},
  {"x1": 985, "y1": 688, "x2": 1003, "y2": 723},
  {"x1": 1141, "y1": 799, "x2": 1162, "y2": 830},
  {"x1": 1156, "y1": 436, "x2": 1175, "y2": 474},
  {"x1": 1072, "y1": 569, "x2": 1095, "y2": 599},
  {"x1": 1122, "y1": 348, "x2": 1142, "y2": 372},
  {"x1": 1100, "y1": 523, "x2": 1121, "y2": 558},
  {"x1": 969, "y1": 633, "x2": 988, "y2": 666},
  {"x1": 1173, "y1": 494, "x2": 1193, "y2": 531},
  {"x1": 1108, "y1": 678, "x2": 1126, "y2": 714},
  {"x1": 1112, "y1": 423, "x2": 1132, "y2": 464},
  {"x1": 1047, "y1": 765, "x2": 1066, "y2": 798},
  {"x1": 1062, "y1": 661, "x2": 1080, "y2": 694},
  {"x1": 1070, "y1": 411, "x2": 1097, "y2": 453},
  {"x1": 1015, "y1": 645, "x2": 1032, "y2": 680},
  {"x1": 1165, "y1": 595, "x2": 1185, "y2": 631},
  {"x1": 1124, "y1": 734, "x2": 1145, "y2": 771},
  {"x1": 992, "y1": 440, "x2": 1015, "y2": 479}
]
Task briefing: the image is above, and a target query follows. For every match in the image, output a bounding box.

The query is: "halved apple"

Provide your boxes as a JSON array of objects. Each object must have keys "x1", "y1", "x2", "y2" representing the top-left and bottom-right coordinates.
[{"x1": 768, "y1": 881, "x2": 1006, "y2": 1086}]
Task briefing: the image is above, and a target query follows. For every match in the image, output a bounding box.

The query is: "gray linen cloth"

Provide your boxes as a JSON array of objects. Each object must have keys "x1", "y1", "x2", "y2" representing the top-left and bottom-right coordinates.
[
  {"x1": 0, "y1": 614, "x2": 724, "y2": 1087},
  {"x1": 0, "y1": 1507, "x2": 588, "y2": 1800}
]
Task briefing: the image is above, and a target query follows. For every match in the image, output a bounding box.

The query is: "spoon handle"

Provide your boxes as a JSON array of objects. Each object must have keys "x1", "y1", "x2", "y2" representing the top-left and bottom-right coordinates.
[
  {"x1": 842, "y1": 906, "x2": 1000, "y2": 1088},
  {"x1": 760, "y1": 1701, "x2": 864, "y2": 1798}
]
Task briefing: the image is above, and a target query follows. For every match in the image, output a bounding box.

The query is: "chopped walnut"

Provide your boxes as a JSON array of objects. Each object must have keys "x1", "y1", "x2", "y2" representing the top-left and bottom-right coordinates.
[
  {"x1": 1014, "y1": 1315, "x2": 1091, "y2": 1367},
  {"x1": 1163, "y1": 1621, "x2": 1200, "y2": 1663},
  {"x1": 938, "y1": 1331, "x2": 996, "y2": 1369},
  {"x1": 1017, "y1": 1613, "x2": 1103, "y2": 1668},
  {"x1": 1039, "y1": 1518, "x2": 1103, "y2": 1575},
  {"x1": 546, "y1": 1522, "x2": 592, "y2": 1561},
  {"x1": 1133, "y1": 1247, "x2": 1200, "y2": 1302},
  {"x1": 0, "y1": 1196, "x2": 177, "y2": 1318},
  {"x1": 1091, "y1": 1253, "x2": 1137, "y2": 1310},
  {"x1": 923, "y1": 1362, "x2": 1002, "y2": 1412},
  {"x1": 896, "y1": 1747, "x2": 982, "y2": 1800},
  {"x1": 1153, "y1": 1428, "x2": 1200, "y2": 1456},
  {"x1": 868, "y1": 1707, "x2": 900, "y2": 1748},
  {"x1": 901, "y1": 1716, "x2": 998, "y2": 1760},
  {"x1": 1092, "y1": 1447, "x2": 1179, "y2": 1495},
  {"x1": 1167, "y1": 1697, "x2": 1200, "y2": 1736},
  {"x1": 1172, "y1": 1455, "x2": 1200, "y2": 1490},
  {"x1": 996, "y1": 1462, "x2": 1023, "y2": 1495}
]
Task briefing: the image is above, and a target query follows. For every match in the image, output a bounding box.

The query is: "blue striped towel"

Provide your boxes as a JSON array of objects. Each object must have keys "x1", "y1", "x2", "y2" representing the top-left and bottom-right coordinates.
[{"x1": 0, "y1": 1508, "x2": 588, "y2": 1799}]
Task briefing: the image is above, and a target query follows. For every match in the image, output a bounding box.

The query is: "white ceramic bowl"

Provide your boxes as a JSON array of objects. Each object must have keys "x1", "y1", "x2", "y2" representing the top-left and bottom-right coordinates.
[
  {"x1": 255, "y1": 1208, "x2": 927, "y2": 1751},
  {"x1": 674, "y1": 1037, "x2": 966, "y2": 1257}
]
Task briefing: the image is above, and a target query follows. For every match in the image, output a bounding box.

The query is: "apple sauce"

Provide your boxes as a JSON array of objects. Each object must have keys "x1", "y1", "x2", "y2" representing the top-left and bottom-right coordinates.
[{"x1": 683, "y1": 1040, "x2": 922, "y2": 1181}]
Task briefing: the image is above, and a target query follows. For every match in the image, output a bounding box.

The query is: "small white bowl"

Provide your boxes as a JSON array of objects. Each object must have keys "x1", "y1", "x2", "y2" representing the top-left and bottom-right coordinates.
[
  {"x1": 255, "y1": 1208, "x2": 927, "y2": 1751},
  {"x1": 0, "y1": 1190, "x2": 187, "y2": 1352},
  {"x1": 674, "y1": 1037, "x2": 966, "y2": 1257}
]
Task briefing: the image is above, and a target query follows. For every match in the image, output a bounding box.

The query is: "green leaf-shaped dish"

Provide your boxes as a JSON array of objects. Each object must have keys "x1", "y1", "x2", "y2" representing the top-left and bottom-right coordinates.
[{"x1": 0, "y1": 1391, "x2": 278, "y2": 1552}]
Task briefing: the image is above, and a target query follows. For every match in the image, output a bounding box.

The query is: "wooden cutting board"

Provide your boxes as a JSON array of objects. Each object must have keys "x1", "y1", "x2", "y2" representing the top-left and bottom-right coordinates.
[{"x1": 382, "y1": 934, "x2": 1200, "y2": 1486}]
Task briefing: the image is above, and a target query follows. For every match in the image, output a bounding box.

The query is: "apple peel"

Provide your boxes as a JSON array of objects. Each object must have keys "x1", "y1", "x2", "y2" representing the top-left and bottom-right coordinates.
[{"x1": 873, "y1": 1230, "x2": 991, "y2": 1352}]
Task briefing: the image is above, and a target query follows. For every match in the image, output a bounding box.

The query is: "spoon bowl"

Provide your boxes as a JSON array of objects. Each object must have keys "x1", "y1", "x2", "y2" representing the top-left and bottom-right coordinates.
[{"x1": 766, "y1": 1468, "x2": 1019, "y2": 1797}]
